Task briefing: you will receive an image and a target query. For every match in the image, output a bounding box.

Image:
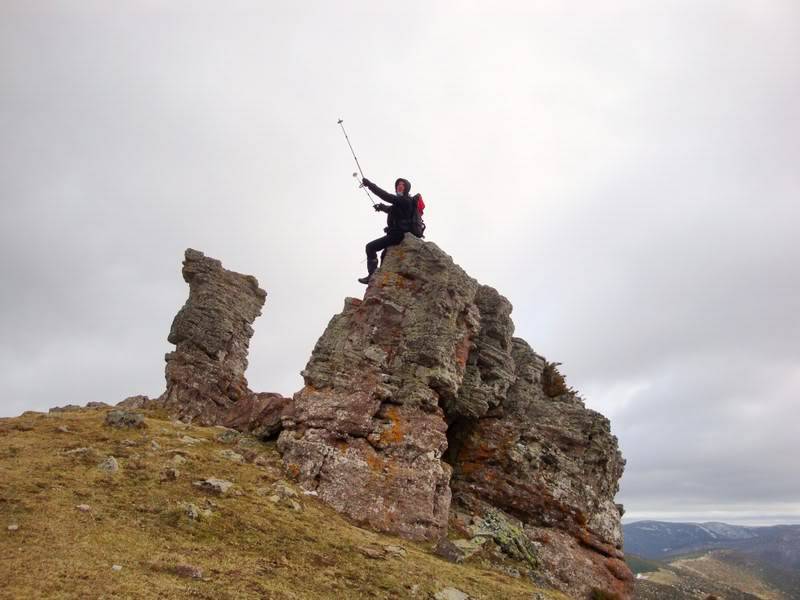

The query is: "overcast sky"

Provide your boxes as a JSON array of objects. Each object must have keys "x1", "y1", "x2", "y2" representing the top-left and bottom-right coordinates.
[{"x1": 1, "y1": 1, "x2": 798, "y2": 525}]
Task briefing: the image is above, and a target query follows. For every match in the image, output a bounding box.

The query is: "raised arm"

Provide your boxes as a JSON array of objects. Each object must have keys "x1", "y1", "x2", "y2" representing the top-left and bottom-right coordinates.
[{"x1": 362, "y1": 178, "x2": 397, "y2": 203}]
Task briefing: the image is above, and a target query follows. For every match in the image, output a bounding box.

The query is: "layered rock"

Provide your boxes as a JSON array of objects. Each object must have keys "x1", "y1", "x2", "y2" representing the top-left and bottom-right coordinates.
[
  {"x1": 278, "y1": 235, "x2": 632, "y2": 597},
  {"x1": 449, "y1": 338, "x2": 632, "y2": 597},
  {"x1": 278, "y1": 239, "x2": 481, "y2": 540},
  {"x1": 152, "y1": 240, "x2": 631, "y2": 598},
  {"x1": 155, "y1": 249, "x2": 289, "y2": 435}
]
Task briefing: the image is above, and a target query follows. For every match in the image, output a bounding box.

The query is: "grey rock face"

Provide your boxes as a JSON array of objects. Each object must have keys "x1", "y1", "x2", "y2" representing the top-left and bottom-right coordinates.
[
  {"x1": 152, "y1": 249, "x2": 292, "y2": 437},
  {"x1": 278, "y1": 236, "x2": 481, "y2": 540},
  {"x1": 158, "y1": 249, "x2": 267, "y2": 425},
  {"x1": 449, "y1": 338, "x2": 631, "y2": 597},
  {"x1": 146, "y1": 241, "x2": 630, "y2": 597},
  {"x1": 278, "y1": 235, "x2": 631, "y2": 596},
  {"x1": 451, "y1": 338, "x2": 625, "y2": 544},
  {"x1": 447, "y1": 285, "x2": 516, "y2": 419}
]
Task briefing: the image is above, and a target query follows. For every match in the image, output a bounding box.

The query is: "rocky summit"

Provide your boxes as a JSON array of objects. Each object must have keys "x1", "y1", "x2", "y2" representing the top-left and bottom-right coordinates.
[{"x1": 147, "y1": 238, "x2": 631, "y2": 598}]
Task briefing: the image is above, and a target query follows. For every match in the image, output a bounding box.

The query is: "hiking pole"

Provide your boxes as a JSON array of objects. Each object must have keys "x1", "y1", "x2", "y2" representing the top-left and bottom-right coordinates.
[{"x1": 337, "y1": 118, "x2": 375, "y2": 205}]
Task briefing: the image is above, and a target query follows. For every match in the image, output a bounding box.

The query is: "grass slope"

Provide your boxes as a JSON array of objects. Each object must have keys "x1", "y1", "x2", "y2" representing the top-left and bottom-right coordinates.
[
  {"x1": 631, "y1": 550, "x2": 790, "y2": 600},
  {"x1": 0, "y1": 408, "x2": 563, "y2": 600}
]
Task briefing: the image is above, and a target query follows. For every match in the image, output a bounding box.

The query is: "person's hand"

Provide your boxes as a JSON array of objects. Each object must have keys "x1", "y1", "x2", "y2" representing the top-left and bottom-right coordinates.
[
  {"x1": 362, "y1": 177, "x2": 371, "y2": 187},
  {"x1": 373, "y1": 204, "x2": 383, "y2": 211}
]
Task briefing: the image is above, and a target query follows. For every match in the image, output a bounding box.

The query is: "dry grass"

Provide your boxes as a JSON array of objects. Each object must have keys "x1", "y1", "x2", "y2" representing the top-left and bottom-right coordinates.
[
  {"x1": 670, "y1": 554, "x2": 785, "y2": 600},
  {"x1": 0, "y1": 408, "x2": 562, "y2": 600},
  {"x1": 541, "y1": 363, "x2": 573, "y2": 398}
]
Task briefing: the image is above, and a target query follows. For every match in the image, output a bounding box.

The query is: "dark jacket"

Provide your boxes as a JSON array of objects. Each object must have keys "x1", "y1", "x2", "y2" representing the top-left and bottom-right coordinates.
[{"x1": 364, "y1": 178, "x2": 416, "y2": 233}]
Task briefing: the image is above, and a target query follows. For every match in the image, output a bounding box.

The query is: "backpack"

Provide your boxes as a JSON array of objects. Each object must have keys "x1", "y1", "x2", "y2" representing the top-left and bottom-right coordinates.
[{"x1": 410, "y1": 194, "x2": 426, "y2": 238}]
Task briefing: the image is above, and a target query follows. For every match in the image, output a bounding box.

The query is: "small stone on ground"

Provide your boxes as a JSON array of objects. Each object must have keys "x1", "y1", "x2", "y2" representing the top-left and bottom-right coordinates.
[
  {"x1": 434, "y1": 588, "x2": 470, "y2": 600},
  {"x1": 98, "y1": 456, "x2": 119, "y2": 473},
  {"x1": 192, "y1": 478, "x2": 233, "y2": 495},
  {"x1": 105, "y1": 410, "x2": 146, "y2": 429}
]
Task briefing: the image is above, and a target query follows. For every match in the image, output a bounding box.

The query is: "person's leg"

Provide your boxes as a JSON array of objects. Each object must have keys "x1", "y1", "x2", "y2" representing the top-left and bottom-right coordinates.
[
  {"x1": 365, "y1": 236, "x2": 387, "y2": 264},
  {"x1": 360, "y1": 236, "x2": 388, "y2": 283},
  {"x1": 361, "y1": 232, "x2": 404, "y2": 283}
]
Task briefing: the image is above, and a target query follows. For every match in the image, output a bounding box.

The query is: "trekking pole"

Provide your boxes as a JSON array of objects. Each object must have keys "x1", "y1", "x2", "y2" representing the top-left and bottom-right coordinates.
[{"x1": 337, "y1": 119, "x2": 375, "y2": 205}]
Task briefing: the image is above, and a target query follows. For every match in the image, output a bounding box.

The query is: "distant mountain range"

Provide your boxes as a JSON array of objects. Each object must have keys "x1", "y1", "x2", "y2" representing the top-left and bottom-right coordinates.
[
  {"x1": 624, "y1": 521, "x2": 800, "y2": 598},
  {"x1": 624, "y1": 520, "x2": 800, "y2": 568}
]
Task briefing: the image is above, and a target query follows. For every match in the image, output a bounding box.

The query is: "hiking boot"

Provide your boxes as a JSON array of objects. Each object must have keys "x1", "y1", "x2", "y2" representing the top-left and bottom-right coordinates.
[{"x1": 358, "y1": 258, "x2": 379, "y2": 284}]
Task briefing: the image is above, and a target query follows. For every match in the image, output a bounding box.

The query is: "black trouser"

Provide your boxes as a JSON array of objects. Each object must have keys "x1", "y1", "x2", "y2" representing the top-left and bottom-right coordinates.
[{"x1": 365, "y1": 230, "x2": 405, "y2": 273}]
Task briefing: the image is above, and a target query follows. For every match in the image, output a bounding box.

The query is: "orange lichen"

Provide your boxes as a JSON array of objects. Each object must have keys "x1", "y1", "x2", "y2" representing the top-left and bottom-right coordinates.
[
  {"x1": 458, "y1": 441, "x2": 495, "y2": 463},
  {"x1": 379, "y1": 406, "x2": 406, "y2": 445},
  {"x1": 365, "y1": 451, "x2": 385, "y2": 472},
  {"x1": 376, "y1": 271, "x2": 417, "y2": 292}
]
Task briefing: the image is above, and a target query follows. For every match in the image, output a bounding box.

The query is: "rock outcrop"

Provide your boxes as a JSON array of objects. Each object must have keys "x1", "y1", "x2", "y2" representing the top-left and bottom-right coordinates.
[
  {"x1": 153, "y1": 249, "x2": 289, "y2": 436},
  {"x1": 278, "y1": 240, "x2": 481, "y2": 540},
  {"x1": 278, "y1": 236, "x2": 632, "y2": 597},
  {"x1": 449, "y1": 338, "x2": 631, "y2": 598},
  {"x1": 154, "y1": 240, "x2": 632, "y2": 598}
]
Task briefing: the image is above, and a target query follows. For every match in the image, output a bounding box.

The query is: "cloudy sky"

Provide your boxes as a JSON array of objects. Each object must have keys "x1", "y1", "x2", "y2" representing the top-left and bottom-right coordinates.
[{"x1": 2, "y1": 1, "x2": 798, "y2": 525}]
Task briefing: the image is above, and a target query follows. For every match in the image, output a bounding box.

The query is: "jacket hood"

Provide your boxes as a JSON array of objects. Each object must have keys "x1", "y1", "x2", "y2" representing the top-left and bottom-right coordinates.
[{"x1": 394, "y1": 178, "x2": 411, "y2": 196}]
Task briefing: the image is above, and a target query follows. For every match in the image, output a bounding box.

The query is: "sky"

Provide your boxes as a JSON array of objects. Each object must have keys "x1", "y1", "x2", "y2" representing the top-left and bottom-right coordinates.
[{"x1": 1, "y1": 1, "x2": 798, "y2": 525}]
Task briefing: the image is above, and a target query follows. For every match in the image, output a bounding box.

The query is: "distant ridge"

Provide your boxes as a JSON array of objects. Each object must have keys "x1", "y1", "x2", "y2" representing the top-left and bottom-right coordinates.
[{"x1": 624, "y1": 519, "x2": 800, "y2": 569}]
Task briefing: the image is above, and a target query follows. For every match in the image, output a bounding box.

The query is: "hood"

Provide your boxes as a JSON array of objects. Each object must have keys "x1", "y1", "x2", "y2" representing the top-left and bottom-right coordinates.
[{"x1": 394, "y1": 178, "x2": 411, "y2": 196}]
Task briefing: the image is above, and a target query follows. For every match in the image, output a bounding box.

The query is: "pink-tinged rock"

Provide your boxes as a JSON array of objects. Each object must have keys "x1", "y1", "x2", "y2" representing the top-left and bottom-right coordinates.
[
  {"x1": 222, "y1": 392, "x2": 292, "y2": 439},
  {"x1": 523, "y1": 524, "x2": 634, "y2": 600},
  {"x1": 141, "y1": 241, "x2": 631, "y2": 597},
  {"x1": 153, "y1": 249, "x2": 292, "y2": 437},
  {"x1": 157, "y1": 249, "x2": 266, "y2": 425},
  {"x1": 278, "y1": 235, "x2": 480, "y2": 540},
  {"x1": 449, "y1": 338, "x2": 632, "y2": 598}
]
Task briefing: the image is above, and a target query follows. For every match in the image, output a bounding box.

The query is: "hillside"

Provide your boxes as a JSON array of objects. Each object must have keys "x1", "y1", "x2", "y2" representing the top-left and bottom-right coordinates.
[
  {"x1": 0, "y1": 406, "x2": 563, "y2": 600},
  {"x1": 1, "y1": 239, "x2": 634, "y2": 599},
  {"x1": 625, "y1": 520, "x2": 800, "y2": 598},
  {"x1": 627, "y1": 550, "x2": 799, "y2": 599},
  {"x1": 624, "y1": 521, "x2": 800, "y2": 565}
]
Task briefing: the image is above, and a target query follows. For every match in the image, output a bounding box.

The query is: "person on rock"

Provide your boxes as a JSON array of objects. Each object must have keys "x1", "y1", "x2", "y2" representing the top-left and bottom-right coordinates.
[{"x1": 358, "y1": 176, "x2": 417, "y2": 284}]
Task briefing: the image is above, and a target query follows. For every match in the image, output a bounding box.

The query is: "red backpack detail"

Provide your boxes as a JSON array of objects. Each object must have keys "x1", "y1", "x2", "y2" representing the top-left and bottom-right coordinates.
[{"x1": 410, "y1": 193, "x2": 427, "y2": 238}]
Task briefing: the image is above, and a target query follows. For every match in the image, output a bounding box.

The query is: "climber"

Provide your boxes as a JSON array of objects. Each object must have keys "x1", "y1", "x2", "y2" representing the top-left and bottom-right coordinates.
[{"x1": 358, "y1": 177, "x2": 417, "y2": 284}]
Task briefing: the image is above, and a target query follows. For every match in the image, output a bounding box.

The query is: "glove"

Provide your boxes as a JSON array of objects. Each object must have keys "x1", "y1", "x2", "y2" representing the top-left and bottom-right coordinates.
[
  {"x1": 362, "y1": 178, "x2": 371, "y2": 187},
  {"x1": 373, "y1": 204, "x2": 382, "y2": 212}
]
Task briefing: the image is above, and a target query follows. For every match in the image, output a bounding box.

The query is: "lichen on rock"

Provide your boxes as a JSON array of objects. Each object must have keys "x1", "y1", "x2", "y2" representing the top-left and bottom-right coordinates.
[
  {"x1": 153, "y1": 249, "x2": 290, "y2": 437},
  {"x1": 278, "y1": 235, "x2": 632, "y2": 596},
  {"x1": 278, "y1": 237, "x2": 481, "y2": 540},
  {"x1": 153, "y1": 239, "x2": 632, "y2": 598}
]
